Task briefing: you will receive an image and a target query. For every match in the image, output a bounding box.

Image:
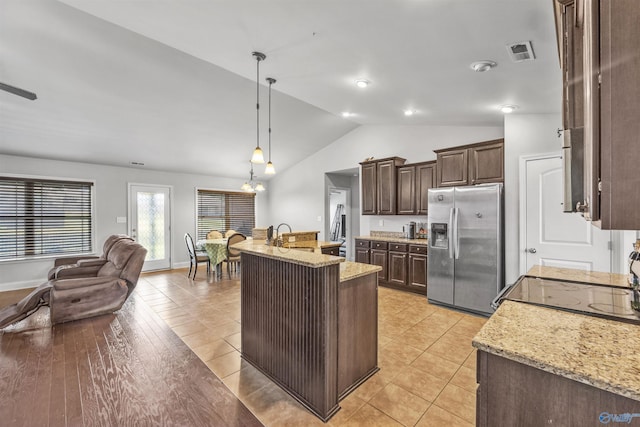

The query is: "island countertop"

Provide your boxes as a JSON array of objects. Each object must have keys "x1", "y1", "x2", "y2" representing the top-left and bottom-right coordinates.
[
  {"x1": 473, "y1": 300, "x2": 640, "y2": 402},
  {"x1": 233, "y1": 239, "x2": 343, "y2": 267},
  {"x1": 233, "y1": 240, "x2": 380, "y2": 283}
]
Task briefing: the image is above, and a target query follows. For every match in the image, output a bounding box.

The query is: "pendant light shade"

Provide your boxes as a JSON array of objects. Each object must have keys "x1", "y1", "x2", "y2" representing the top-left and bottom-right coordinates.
[
  {"x1": 251, "y1": 52, "x2": 266, "y2": 164},
  {"x1": 265, "y1": 77, "x2": 277, "y2": 175},
  {"x1": 251, "y1": 146, "x2": 265, "y2": 164}
]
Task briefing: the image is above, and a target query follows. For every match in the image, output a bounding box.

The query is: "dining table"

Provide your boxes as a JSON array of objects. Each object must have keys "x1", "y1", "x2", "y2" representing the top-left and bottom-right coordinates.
[{"x1": 197, "y1": 238, "x2": 228, "y2": 274}]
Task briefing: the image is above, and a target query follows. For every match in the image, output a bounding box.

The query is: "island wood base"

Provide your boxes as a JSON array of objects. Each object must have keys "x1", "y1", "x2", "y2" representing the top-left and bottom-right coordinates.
[{"x1": 240, "y1": 252, "x2": 378, "y2": 421}]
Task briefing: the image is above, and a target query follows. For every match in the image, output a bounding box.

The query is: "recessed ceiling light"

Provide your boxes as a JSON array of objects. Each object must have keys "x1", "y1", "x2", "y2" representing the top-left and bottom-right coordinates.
[
  {"x1": 470, "y1": 60, "x2": 497, "y2": 72},
  {"x1": 355, "y1": 79, "x2": 370, "y2": 88},
  {"x1": 500, "y1": 104, "x2": 518, "y2": 114},
  {"x1": 341, "y1": 112, "x2": 353, "y2": 118},
  {"x1": 403, "y1": 109, "x2": 415, "y2": 116}
]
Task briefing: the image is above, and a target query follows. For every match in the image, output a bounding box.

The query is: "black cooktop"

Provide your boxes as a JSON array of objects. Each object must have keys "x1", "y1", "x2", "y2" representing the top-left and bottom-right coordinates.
[{"x1": 495, "y1": 275, "x2": 640, "y2": 325}]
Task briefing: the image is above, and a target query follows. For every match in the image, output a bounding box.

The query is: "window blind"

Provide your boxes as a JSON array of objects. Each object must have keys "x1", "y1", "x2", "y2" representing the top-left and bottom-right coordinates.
[
  {"x1": 197, "y1": 190, "x2": 255, "y2": 240},
  {"x1": 0, "y1": 177, "x2": 94, "y2": 260}
]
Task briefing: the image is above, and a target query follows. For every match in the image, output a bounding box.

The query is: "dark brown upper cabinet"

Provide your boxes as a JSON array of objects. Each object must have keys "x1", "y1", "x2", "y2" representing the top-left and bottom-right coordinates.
[
  {"x1": 435, "y1": 139, "x2": 504, "y2": 187},
  {"x1": 397, "y1": 161, "x2": 436, "y2": 215},
  {"x1": 555, "y1": 0, "x2": 640, "y2": 229},
  {"x1": 360, "y1": 157, "x2": 406, "y2": 215}
]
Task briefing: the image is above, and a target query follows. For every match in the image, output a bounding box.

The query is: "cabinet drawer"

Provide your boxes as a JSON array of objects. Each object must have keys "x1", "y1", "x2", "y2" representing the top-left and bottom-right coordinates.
[
  {"x1": 389, "y1": 243, "x2": 408, "y2": 252},
  {"x1": 355, "y1": 239, "x2": 371, "y2": 248},
  {"x1": 321, "y1": 246, "x2": 340, "y2": 256},
  {"x1": 409, "y1": 244, "x2": 427, "y2": 254},
  {"x1": 371, "y1": 241, "x2": 388, "y2": 250}
]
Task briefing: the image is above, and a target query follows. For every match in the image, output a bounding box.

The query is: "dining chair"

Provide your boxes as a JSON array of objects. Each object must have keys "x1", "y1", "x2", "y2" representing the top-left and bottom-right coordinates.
[
  {"x1": 185, "y1": 233, "x2": 210, "y2": 279},
  {"x1": 207, "y1": 230, "x2": 223, "y2": 239},
  {"x1": 225, "y1": 233, "x2": 247, "y2": 276},
  {"x1": 224, "y1": 229, "x2": 237, "y2": 238}
]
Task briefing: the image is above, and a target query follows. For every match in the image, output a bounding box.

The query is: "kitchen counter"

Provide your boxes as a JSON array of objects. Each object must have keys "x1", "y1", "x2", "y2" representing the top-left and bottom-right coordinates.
[
  {"x1": 526, "y1": 265, "x2": 631, "y2": 288},
  {"x1": 340, "y1": 261, "x2": 381, "y2": 282},
  {"x1": 238, "y1": 237, "x2": 379, "y2": 421},
  {"x1": 282, "y1": 239, "x2": 342, "y2": 251},
  {"x1": 355, "y1": 235, "x2": 428, "y2": 245},
  {"x1": 233, "y1": 239, "x2": 342, "y2": 267},
  {"x1": 473, "y1": 300, "x2": 640, "y2": 402}
]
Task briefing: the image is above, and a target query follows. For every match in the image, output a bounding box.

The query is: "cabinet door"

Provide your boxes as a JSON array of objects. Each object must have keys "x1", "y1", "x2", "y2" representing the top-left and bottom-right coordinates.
[
  {"x1": 409, "y1": 254, "x2": 427, "y2": 293},
  {"x1": 388, "y1": 251, "x2": 408, "y2": 286},
  {"x1": 436, "y1": 148, "x2": 469, "y2": 187},
  {"x1": 361, "y1": 163, "x2": 377, "y2": 215},
  {"x1": 559, "y1": 0, "x2": 584, "y2": 130},
  {"x1": 370, "y1": 249, "x2": 388, "y2": 282},
  {"x1": 416, "y1": 162, "x2": 436, "y2": 215},
  {"x1": 396, "y1": 165, "x2": 416, "y2": 215},
  {"x1": 355, "y1": 248, "x2": 370, "y2": 263},
  {"x1": 597, "y1": 0, "x2": 640, "y2": 229},
  {"x1": 377, "y1": 160, "x2": 397, "y2": 215},
  {"x1": 469, "y1": 140, "x2": 504, "y2": 185}
]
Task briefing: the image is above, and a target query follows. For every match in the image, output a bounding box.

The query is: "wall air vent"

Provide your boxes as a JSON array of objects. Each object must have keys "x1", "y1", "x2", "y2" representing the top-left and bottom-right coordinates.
[{"x1": 506, "y1": 41, "x2": 535, "y2": 62}]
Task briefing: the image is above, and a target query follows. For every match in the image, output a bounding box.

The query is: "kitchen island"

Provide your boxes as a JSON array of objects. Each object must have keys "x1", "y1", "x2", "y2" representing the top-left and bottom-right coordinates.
[
  {"x1": 473, "y1": 266, "x2": 640, "y2": 426},
  {"x1": 233, "y1": 240, "x2": 381, "y2": 421}
]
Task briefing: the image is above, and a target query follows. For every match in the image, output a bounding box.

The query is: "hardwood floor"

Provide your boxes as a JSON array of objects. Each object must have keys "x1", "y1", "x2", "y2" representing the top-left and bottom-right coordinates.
[
  {"x1": 1, "y1": 267, "x2": 486, "y2": 426},
  {"x1": 0, "y1": 280, "x2": 261, "y2": 427}
]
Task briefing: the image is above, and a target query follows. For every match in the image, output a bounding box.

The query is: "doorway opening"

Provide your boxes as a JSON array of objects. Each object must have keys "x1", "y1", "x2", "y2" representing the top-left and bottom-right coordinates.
[{"x1": 325, "y1": 169, "x2": 359, "y2": 261}]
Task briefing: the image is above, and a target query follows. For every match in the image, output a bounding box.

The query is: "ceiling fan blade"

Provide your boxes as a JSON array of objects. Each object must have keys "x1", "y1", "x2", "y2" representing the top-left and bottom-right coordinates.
[{"x1": 0, "y1": 82, "x2": 37, "y2": 100}]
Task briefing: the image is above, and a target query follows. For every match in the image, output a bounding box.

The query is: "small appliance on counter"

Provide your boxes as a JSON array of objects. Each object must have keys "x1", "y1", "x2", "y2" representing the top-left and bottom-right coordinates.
[{"x1": 404, "y1": 222, "x2": 416, "y2": 239}]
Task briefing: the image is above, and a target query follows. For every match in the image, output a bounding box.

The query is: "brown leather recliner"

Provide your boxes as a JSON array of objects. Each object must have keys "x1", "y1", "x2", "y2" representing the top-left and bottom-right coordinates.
[{"x1": 0, "y1": 235, "x2": 147, "y2": 328}]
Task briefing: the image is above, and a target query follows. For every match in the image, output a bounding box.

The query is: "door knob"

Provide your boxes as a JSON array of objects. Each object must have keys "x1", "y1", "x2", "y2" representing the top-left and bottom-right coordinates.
[{"x1": 527, "y1": 248, "x2": 537, "y2": 253}]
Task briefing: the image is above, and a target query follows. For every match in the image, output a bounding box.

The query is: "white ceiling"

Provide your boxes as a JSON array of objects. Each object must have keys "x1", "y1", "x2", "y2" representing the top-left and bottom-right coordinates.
[{"x1": 0, "y1": 0, "x2": 561, "y2": 179}]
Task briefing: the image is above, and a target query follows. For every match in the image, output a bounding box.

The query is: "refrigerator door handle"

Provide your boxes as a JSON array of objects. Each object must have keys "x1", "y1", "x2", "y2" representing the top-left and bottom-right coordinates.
[
  {"x1": 448, "y1": 207, "x2": 455, "y2": 259},
  {"x1": 454, "y1": 207, "x2": 460, "y2": 259}
]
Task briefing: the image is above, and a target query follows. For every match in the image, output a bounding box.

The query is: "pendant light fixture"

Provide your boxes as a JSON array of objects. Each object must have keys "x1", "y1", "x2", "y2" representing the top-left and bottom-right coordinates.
[
  {"x1": 264, "y1": 77, "x2": 276, "y2": 175},
  {"x1": 251, "y1": 52, "x2": 266, "y2": 164}
]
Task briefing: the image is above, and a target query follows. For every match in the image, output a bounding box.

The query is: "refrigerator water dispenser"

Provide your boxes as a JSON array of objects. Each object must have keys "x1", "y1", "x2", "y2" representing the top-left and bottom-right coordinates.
[{"x1": 430, "y1": 223, "x2": 448, "y2": 248}]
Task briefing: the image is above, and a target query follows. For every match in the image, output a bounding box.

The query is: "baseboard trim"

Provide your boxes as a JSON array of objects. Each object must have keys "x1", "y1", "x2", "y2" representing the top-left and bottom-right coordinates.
[{"x1": 0, "y1": 279, "x2": 41, "y2": 292}]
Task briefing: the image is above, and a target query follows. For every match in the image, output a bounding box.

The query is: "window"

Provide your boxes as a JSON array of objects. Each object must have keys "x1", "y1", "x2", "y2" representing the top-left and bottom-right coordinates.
[
  {"x1": 0, "y1": 177, "x2": 94, "y2": 261},
  {"x1": 196, "y1": 189, "x2": 255, "y2": 240}
]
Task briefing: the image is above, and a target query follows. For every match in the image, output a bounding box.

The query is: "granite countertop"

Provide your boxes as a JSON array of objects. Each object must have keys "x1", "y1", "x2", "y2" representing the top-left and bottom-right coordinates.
[
  {"x1": 355, "y1": 235, "x2": 429, "y2": 245},
  {"x1": 283, "y1": 240, "x2": 342, "y2": 250},
  {"x1": 473, "y1": 300, "x2": 640, "y2": 402},
  {"x1": 526, "y1": 265, "x2": 631, "y2": 288},
  {"x1": 233, "y1": 240, "x2": 343, "y2": 267},
  {"x1": 340, "y1": 261, "x2": 381, "y2": 282}
]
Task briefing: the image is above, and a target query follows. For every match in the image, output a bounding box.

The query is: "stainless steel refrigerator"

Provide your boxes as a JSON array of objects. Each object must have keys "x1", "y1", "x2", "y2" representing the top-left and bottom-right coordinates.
[{"x1": 427, "y1": 184, "x2": 504, "y2": 315}]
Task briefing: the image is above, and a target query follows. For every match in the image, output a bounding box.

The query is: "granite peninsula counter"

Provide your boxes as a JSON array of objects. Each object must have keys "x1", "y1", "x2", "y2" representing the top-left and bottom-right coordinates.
[
  {"x1": 473, "y1": 266, "x2": 640, "y2": 427},
  {"x1": 233, "y1": 239, "x2": 380, "y2": 422}
]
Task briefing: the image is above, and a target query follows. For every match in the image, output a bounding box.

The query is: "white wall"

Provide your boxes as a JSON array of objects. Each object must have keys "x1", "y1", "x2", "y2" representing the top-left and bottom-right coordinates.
[
  {"x1": 504, "y1": 114, "x2": 563, "y2": 284},
  {"x1": 0, "y1": 154, "x2": 267, "y2": 290},
  {"x1": 266, "y1": 124, "x2": 504, "y2": 241}
]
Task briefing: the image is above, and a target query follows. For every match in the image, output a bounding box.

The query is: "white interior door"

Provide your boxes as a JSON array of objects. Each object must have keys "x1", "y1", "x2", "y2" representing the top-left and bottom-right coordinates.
[
  {"x1": 522, "y1": 155, "x2": 611, "y2": 272},
  {"x1": 129, "y1": 184, "x2": 171, "y2": 271}
]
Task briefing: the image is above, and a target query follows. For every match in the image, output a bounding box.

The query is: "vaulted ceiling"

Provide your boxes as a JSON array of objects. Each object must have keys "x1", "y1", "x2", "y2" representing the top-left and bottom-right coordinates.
[{"x1": 0, "y1": 0, "x2": 561, "y2": 179}]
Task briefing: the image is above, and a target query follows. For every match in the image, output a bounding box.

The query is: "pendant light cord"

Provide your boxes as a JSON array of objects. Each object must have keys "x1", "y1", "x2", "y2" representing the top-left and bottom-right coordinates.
[
  {"x1": 256, "y1": 57, "x2": 260, "y2": 151},
  {"x1": 268, "y1": 80, "x2": 272, "y2": 162}
]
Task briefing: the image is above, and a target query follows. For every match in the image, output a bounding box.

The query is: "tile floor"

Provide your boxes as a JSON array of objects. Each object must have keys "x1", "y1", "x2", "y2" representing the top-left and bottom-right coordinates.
[{"x1": 136, "y1": 269, "x2": 486, "y2": 426}]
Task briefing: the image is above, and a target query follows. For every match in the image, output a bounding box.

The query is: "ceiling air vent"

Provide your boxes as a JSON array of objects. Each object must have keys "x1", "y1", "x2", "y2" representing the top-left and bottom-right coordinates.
[{"x1": 506, "y1": 41, "x2": 535, "y2": 62}]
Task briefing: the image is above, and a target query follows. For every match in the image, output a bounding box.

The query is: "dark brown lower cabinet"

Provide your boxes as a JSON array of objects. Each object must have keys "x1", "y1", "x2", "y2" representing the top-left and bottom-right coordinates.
[
  {"x1": 476, "y1": 350, "x2": 640, "y2": 427},
  {"x1": 370, "y1": 249, "x2": 388, "y2": 282},
  {"x1": 321, "y1": 246, "x2": 341, "y2": 256},
  {"x1": 388, "y1": 250, "x2": 408, "y2": 286},
  {"x1": 408, "y1": 253, "x2": 427, "y2": 292}
]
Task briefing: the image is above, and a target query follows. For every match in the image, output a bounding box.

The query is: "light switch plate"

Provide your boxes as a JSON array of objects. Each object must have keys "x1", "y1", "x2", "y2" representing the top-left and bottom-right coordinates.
[
  {"x1": 317, "y1": 216, "x2": 322, "y2": 222},
  {"x1": 116, "y1": 216, "x2": 127, "y2": 224}
]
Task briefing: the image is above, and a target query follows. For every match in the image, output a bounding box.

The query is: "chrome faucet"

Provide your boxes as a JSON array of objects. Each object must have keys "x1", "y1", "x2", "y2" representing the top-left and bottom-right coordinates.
[{"x1": 275, "y1": 223, "x2": 292, "y2": 246}]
